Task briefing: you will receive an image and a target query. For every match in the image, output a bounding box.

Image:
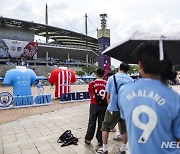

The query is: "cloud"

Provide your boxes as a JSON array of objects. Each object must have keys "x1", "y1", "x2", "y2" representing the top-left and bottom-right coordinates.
[{"x1": 1, "y1": 0, "x2": 180, "y2": 67}]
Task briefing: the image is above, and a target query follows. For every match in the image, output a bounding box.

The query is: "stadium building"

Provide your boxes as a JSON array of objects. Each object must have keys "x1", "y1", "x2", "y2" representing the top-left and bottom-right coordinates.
[{"x1": 0, "y1": 16, "x2": 98, "y2": 66}]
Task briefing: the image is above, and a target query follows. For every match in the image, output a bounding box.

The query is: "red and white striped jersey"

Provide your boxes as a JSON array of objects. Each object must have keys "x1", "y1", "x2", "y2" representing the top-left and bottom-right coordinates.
[{"x1": 48, "y1": 68, "x2": 76, "y2": 97}]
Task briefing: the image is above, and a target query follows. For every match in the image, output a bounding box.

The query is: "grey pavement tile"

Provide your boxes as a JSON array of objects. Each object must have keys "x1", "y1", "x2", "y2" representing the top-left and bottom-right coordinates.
[
  {"x1": 36, "y1": 144, "x2": 54, "y2": 153},
  {"x1": 1, "y1": 128, "x2": 14, "y2": 133},
  {"x1": 0, "y1": 138, "x2": 2, "y2": 145},
  {"x1": 47, "y1": 133, "x2": 58, "y2": 139},
  {"x1": 16, "y1": 133, "x2": 30, "y2": 141},
  {"x1": 25, "y1": 129, "x2": 39, "y2": 135},
  {"x1": 3, "y1": 145, "x2": 21, "y2": 154},
  {"x1": 0, "y1": 103, "x2": 130, "y2": 154},
  {"x1": 34, "y1": 140, "x2": 50, "y2": 147},
  {"x1": 51, "y1": 129, "x2": 63, "y2": 135},
  {"x1": 0, "y1": 145, "x2": 3, "y2": 154},
  {"x1": 43, "y1": 122, "x2": 57, "y2": 128},
  {"x1": 54, "y1": 147, "x2": 77, "y2": 154},
  {"x1": 1, "y1": 130, "x2": 15, "y2": 137},
  {"x1": 2, "y1": 135, "x2": 17, "y2": 144},
  {"x1": 19, "y1": 143, "x2": 36, "y2": 151},
  {"x1": 48, "y1": 126, "x2": 61, "y2": 131},
  {"x1": 39, "y1": 128, "x2": 52, "y2": 136},
  {"x1": 11, "y1": 152, "x2": 21, "y2": 154},
  {"x1": 23, "y1": 124, "x2": 37, "y2": 130},
  {"x1": 28, "y1": 132, "x2": 43, "y2": 139},
  {"x1": 40, "y1": 149, "x2": 58, "y2": 154},
  {"x1": 21, "y1": 148, "x2": 39, "y2": 154}
]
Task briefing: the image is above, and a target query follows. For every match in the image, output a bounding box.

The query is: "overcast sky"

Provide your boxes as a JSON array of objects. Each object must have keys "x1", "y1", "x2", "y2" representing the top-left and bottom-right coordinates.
[{"x1": 0, "y1": 0, "x2": 180, "y2": 67}]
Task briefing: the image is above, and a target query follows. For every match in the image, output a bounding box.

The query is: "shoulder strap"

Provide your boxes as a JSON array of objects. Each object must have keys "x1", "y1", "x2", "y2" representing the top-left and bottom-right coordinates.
[
  {"x1": 113, "y1": 75, "x2": 118, "y2": 94},
  {"x1": 113, "y1": 75, "x2": 125, "y2": 111},
  {"x1": 113, "y1": 75, "x2": 120, "y2": 110},
  {"x1": 113, "y1": 75, "x2": 124, "y2": 94}
]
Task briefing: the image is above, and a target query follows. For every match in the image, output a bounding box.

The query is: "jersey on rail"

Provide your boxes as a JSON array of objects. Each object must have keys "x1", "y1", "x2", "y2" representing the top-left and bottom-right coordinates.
[
  {"x1": 48, "y1": 68, "x2": 76, "y2": 98},
  {"x1": 3, "y1": 68, "x2": 37, "y2": 96}
]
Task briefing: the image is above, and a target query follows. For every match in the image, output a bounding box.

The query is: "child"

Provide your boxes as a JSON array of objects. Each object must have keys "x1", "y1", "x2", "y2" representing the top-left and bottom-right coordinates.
[{"x1": 35, "y1": 79, "x2": 44, "y2": 95}]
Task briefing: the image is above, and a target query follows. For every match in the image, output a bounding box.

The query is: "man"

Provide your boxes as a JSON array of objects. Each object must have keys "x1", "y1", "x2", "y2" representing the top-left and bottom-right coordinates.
[
  {"x1": 96, "y1": 63, "x2": 134, "y2": 154},
  {"x1": 118, "y1": 44, "x2": 180, "y2": 154},
  {"x1": 107, "y1": 72, "x2": 122, "y2": 139},
  {"x1": 84, "y1": 69, "x2": 108, "y2": 146}
]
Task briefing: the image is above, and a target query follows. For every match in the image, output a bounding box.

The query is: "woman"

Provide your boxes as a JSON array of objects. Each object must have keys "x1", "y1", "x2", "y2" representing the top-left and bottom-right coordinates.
[{"x1": 118, "y1": 44, "x2": 180, "y2": 154}]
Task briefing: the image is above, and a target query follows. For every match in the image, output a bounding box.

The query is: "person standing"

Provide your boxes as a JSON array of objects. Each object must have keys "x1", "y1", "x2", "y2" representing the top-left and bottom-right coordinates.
[
  {"x1": 118, "y1": 44, "x2": 180, "y2": 154},
  {"x1": 107, "y1": 72, "x2": 123, "y2": 140},
  {"x1": 96, "y1": 63, "x2": 134, "y2": 154},
  {"x1": 34, "y1": 79, "x2": 44, "y2": 95},
  {"x1": 84, "y1": 69, "x2": 108, "y2": 146}
]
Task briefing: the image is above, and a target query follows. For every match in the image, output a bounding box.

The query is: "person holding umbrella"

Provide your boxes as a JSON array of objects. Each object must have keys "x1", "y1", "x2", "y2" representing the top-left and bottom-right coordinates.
[{"x1": 118, "y1": 44, "x2": 180, "y2": 154}]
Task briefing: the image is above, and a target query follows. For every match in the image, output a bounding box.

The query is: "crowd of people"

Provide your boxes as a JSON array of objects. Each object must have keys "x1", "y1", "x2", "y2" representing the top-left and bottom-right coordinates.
[{"x1": 84, "y1": 43, "x2": 180, "y2": 154}]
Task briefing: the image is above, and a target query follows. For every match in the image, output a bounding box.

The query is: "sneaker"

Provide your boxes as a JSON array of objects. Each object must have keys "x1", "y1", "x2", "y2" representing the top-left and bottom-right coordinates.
[
  {"x1": 97, "y1": 142, "x2": 102, "y2": 146},
  {"x1": 114, "y1": 150, "x2": 126, "y2": 154},
  {"x1": 113, "y1": 134, "x2": 122, "y2": 141},
  {"x1": 95, "y1": 147, "x2": 108, "y2": 154}
]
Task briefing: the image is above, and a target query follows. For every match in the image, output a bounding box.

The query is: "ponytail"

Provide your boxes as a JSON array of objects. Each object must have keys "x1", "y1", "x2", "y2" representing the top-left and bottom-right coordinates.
[{"x1": 161, "y1": 61, "x2": 177, "y2": 84}]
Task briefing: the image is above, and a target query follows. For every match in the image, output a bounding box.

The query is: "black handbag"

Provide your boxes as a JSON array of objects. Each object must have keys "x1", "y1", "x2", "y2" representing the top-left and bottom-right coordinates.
[{"x1": 57, "y1": 130, "x2": 79, "y2": 147}]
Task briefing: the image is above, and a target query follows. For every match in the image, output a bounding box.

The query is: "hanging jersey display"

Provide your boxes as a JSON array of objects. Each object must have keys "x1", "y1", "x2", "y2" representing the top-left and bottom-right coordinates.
[
  {"x1": 48, "y1": 68, "x2": 76, "y2": 98},
  {"x1": 3, "y1": 67, "x2": 37, "y2": 96}
]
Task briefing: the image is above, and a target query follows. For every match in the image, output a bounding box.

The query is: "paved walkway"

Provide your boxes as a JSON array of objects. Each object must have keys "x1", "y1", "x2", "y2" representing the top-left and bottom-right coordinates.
[
  {"x1": 0, "y1": 84, "x2": 179, "y2": 154},
  {"x1": 0, "y1": 85, "x2": 128, "y2": 154},
  {"x1": 0, "y1": 103, "x2": 127, "y2": 154}
]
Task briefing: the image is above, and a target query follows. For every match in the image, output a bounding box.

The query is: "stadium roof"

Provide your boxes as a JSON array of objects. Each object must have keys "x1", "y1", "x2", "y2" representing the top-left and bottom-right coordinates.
[{"x1": 0, "y1": 16, "x2": 98, "y2": 51}]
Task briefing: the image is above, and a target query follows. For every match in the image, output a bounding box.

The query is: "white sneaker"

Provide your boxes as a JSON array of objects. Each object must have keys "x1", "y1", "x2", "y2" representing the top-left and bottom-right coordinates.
[{"x1": 95, "y1": 147, "x2": 108, "y2": 154}]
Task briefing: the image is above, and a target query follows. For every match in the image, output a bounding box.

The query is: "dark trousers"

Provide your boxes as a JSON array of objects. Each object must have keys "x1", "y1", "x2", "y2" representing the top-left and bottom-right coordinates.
[{"x1": 85, "y1": 103, "x2": 107, "y2": 143}]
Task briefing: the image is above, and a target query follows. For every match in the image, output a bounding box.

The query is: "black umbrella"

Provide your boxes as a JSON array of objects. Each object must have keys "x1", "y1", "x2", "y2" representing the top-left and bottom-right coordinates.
[{"x1": 102, "y1": 32, "x2": 180, "y2": 65}]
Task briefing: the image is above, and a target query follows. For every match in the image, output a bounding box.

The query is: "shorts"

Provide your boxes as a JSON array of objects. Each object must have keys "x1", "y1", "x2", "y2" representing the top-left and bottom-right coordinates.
[{"x1": 101, "y1": 110, "x2": 126, "y2": 133}]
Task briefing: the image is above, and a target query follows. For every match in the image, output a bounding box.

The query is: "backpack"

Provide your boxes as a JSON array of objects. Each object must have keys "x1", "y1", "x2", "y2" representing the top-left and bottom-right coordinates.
[
  {"x1": 57, "y1": 130, "x2": 79, "y2": 147},
  {"x1": 92, "y1": 82, "x2": 107, "y2": 106}
]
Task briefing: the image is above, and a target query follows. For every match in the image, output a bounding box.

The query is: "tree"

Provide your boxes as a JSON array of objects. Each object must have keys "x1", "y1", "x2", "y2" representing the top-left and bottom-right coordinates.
[
  {"x1": 76, "y1": 70, "x2": 85, "y2": 77},
  {"x1": 82, "y1": 65, "x2": 97, "y2": 75},
  {"x1": 129, "y1": 64, "x2": 138, "y2": 75}
]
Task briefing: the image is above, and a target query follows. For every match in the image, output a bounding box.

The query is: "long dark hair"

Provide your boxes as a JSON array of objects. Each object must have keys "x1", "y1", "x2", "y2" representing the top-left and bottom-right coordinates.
[{"x1": 137, "y1": 44, "x2": 176, "y2": 83}]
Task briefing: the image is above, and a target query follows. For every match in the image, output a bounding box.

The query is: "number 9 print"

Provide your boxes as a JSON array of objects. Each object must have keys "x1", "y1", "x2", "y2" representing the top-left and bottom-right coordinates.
[
  {"x1": 132, "y1": 105, "x2": 157, "y2": 143},
  {"x1": 95, "y1": 89, "x2": 106, "y2": 99}
]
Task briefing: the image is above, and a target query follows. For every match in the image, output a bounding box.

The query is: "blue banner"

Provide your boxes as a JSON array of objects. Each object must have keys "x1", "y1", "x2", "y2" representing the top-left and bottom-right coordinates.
[{"x1": 98, "y1": 37, "x2": 111, "y2": 79}]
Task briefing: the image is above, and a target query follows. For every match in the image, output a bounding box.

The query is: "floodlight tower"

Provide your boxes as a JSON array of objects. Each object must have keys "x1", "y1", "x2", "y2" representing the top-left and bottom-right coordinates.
[
  {"x1": 97, "y1": 14, "x2": 111, "y2": 79},
  {"x1": 45, "y1": 4, "x2": 49, "y2": 44},
  {"x1": 45, "y1": 3, "x2": 49, "y2": 64}
]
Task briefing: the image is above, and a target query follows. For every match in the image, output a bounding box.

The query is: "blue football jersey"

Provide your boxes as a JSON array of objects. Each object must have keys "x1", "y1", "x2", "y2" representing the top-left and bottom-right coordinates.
[
  {"x1": 118, "y1": 78, "x2": 180, "y2": 154},
  {"x1": 3, "y1": 68, "x2": 37, "y2": 96},
  {"x1": 105, "y1": 72, "x2": 134, "y2": 111}
]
